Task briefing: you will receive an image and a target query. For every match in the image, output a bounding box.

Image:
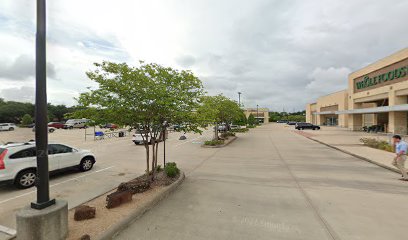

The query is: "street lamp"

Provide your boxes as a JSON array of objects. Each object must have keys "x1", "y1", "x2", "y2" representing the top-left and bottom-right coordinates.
[
  {"x1": 256, "y1": 104, "x2": 259, "y2": 124},
  {"x1": 238, "y1": 92, "x2": 242, "y2": 107},
  {"x1": 31, "y1": 0, "x2": 55, "y2": 210}
]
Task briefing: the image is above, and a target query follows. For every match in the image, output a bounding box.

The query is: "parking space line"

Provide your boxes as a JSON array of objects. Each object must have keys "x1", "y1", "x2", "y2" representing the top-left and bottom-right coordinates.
[{"x1": 0, "y1": 166, "x2": 115, "y2": 205}]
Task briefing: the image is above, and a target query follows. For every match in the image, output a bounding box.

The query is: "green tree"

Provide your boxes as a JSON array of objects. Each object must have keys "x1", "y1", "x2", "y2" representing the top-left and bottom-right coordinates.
[
  {"x1": 248, "y1": 114, "x2": 256, "y2": 126},
  {"x1": 234, "y1": 111, "x2": 247, "y2": 126},
  {"x1": 71, "y1": 61, "x2": 204, "y2": 180},
  {"x1": 197, "y1": 95, "x2": 243, "y2": 139},
  {"x1": 21, "y1": 114, "x2": 33, "y2": 126}
]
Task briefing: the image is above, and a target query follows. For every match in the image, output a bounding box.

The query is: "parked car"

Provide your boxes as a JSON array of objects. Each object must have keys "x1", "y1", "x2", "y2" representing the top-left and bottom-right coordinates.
[
  {"x1": 0, "y1": 123, "x2": 17, "y2": 131},
  {"x1": 63, "y1": 119, "x2": 90, "y2": 129},
  {"x1": 230, "y1": 125, "x2": 240, "y2": 130},
  {"x1": 132, "y1": 129, "x2": 164, "y2": 145},
  {"x1": 100, "y1": 123, "x2": 118, "y2": 129},
  {"x1": 0, "y1": 142, "x2": 96, "y2": 188},
  {"x1": 215, "y1": 124, "x2": 227, "y2": 132},
  {"x1": 32, "y1": 126, "x2": 56, "y2": 133},
  {"x1": 362, "y1": 125, "x2": 384, "y2": 133},
  {"x1": 287, "y1": 121, "x2": 297, "y2": 125},
  {"x1": 295, "y1": 122, "x2": 320, "y2": 130},
  {"x1": 48, "y1": 122, "x2": 65, "y2": 129}
]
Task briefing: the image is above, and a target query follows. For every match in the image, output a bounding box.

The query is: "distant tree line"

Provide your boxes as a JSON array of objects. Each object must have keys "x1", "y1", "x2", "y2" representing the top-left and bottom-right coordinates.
[
  {"x1": 0, "y1": 98, "x2": 77, "y2": 124},
  {"x1": 269, "y1": 111, "x2": 306, "y2": 122}
]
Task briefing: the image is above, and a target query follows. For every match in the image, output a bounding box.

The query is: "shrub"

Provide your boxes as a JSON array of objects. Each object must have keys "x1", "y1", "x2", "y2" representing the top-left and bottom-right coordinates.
[
  {"x1": 204, "y1": 139, "x2": 224, "y2": 146},
  {"x1": 21, "y1": 114, "x2": 33, "y2": 126},
  {"x1": 156, "y1": 164, "x2": 162, "y2": 172},
  {"x1": 231, "y1": 128, "x2": 249, "y2": 133},
  {"x1": 220, "y1": 132, "x2": 235, "y2": 139},
  {"x1": 247, "y1": 125, "x2": 256, "y2": 128},
  {"x1": 165, "y1": 162, "x2": 180, "y2": 178},
  {"x1": 360, "y1": 138, "x2": 394, "y2": 153}
]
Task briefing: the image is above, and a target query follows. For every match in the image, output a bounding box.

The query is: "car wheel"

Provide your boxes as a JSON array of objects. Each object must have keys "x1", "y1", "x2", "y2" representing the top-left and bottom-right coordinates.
[
  {"x1": 15, "y1": 169, "x2": 36, "y2": 189},
  {"x1": 79, "y1": 157, "x2": 94, "y2": 172},
  {"x1": 69, "y1": 126, "x2": 73, "y2": 129},
  {"x1": 49, "y1": 129, "x2": 55, "y2": 133},
  {"x1": 9, "y1": 127, "x2": 14, "y2": 131}
]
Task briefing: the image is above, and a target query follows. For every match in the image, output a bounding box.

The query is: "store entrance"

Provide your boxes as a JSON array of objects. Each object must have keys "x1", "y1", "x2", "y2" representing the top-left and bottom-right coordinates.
[{"x1": 325, "y1": 116, "x2": 338, "y2": 126}]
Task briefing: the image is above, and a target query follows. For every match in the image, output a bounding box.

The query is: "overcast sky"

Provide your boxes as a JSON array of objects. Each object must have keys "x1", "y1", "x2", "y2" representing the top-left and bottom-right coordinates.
[{"x1": 0, "y1": 0, "x2": 407, "y2": 111}]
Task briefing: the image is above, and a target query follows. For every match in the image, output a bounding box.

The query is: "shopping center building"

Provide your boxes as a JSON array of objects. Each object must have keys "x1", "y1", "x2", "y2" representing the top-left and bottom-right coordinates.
[
  {"x1": 244, "y1": 107, "x2": 269, "y2": 124},
  {"x1": 306, "y1": 48, "x2": 408, "y2": 134}
]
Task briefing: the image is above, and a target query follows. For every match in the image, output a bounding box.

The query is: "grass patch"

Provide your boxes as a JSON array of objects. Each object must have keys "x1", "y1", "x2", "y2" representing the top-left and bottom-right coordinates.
[
  {"x1": 220, "y1": 132, "x2": 236, "y2": 139},
  {"x1": 204, "y1": 139, "x2": 225, "y2": 146},
  {"x1": 230, "y1": 128, "x2": 249, "y2": 133}
]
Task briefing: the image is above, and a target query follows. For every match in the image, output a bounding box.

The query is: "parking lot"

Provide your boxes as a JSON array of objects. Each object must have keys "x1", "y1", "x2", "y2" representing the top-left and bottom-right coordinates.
[{"x1": 0, "y1": 127, "x2": 216, "y2": 233}]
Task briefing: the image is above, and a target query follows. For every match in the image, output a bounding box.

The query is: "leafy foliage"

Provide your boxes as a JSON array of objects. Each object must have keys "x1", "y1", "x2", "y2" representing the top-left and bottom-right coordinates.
[
  {"x1": 360, "y1": 138, "x2": 394, "y2": 153},
  {"x1": 21, "y1": 114, "x2": 33, "y2": 126},
  {"x1": 230, "y1": 128, "x2": 249, "y2": 133},
  {"x1": 247, "y1": 114, "x2": 256, "y2": 126},
  {"x1": 204, "y1": 139, "x2": 224, "y2": 146},
  {"x1": 0, "y1": 98, "x2": 76, "y2": 123},
  {"x1": 71, "y1": 61, "x2": 204, "y2": 179},
  {"x1": 269, "y1": 111, "x2": 306, "y2": 122},
  {"x1": 197, "y1": 95, "x2": 243, "y2": 140},
  {"x1": 164, "y1": 162, "x2": 180, "y2": 178}
]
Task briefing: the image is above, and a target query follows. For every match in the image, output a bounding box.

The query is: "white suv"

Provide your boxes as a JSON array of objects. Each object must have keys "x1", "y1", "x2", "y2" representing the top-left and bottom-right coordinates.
[
  {"x1": 0, "y1": 123, "x2": 17, "y2": 131},
  {"x1": 0, "y1": 142, "x2": 96, "y2": 189}
]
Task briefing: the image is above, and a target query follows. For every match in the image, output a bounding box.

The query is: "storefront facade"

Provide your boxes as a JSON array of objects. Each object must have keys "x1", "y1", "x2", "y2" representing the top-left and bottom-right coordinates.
[
  {"x1": 306, "y1": 48, "x2": 408, "y2": 134},
  {"x1": 244, "y1": 108, "x2": 270, "y2": 124},
  {"x1": 306, "y1": 90, "x2": 348, "y2": 127}
]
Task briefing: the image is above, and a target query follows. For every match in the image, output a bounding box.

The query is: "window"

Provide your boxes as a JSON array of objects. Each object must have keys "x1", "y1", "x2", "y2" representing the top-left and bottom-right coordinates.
[
  {"x1": 9, "y1": 147, "x2": 37, "y2": 159},
  {"x1": 49, "y1": 144, "x2": 73, "y2": 154}
]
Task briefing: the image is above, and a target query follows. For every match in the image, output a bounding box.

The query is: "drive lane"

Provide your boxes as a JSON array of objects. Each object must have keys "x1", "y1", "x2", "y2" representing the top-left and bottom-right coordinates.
[{"x1": 115, "y1": 124, "x2": 408, "y2": 240}]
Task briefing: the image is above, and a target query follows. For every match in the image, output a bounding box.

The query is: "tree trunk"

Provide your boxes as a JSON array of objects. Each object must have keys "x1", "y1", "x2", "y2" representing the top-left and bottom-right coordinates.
[
  {"x1": 145, "y1": 143, "x2": 149, "y2": 175},
  {"x1": 151, "y1": 140, "x2": 155, "y2": 180},
  {"x1": 214, "y1": 123, "x2": 219, "y2": 140}
]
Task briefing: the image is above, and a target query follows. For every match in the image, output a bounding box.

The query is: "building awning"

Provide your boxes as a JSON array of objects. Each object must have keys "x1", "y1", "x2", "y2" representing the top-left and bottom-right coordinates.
[
  {"x1": 312, "y1": 111, "x2": 336, "y2": 115},
  {"x1": 312, "y1": 104, "x2": 408, "y2": 115}
]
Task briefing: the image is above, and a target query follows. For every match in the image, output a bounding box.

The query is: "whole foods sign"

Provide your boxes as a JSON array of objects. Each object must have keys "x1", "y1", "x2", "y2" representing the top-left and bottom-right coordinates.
[{"x1": 354, "y1": 58, "x2": 408, "y2": 93}]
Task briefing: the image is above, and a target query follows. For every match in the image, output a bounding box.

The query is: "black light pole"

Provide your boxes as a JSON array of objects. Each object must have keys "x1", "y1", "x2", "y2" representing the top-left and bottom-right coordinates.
[
  {"x1": 257, "y1": 104, "x2": 259, "y2": 124},
  {"x1": 31, "y1": 0, "x2": 55, "y2": 210},
  {"x1": 238, "y1": 92, "x2": 242, "y2": 107}
]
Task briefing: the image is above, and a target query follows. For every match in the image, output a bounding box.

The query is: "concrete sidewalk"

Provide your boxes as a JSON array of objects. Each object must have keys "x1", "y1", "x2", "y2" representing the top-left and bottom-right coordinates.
[
  {"x1": 114, "y1": 124, "x2": 408, "y2": 240},
  {"x1": 292, "y1": 126, "x2": 406, "y2": 175}
]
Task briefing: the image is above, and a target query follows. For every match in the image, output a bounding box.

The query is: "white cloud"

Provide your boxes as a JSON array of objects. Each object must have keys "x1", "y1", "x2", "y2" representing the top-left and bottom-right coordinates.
[
  {"x1": 0, "y1": 0, "x2": 407, "y2": 111},
  {"x1": 306, "y1": 67, "x2": 351, "y2": 95}
]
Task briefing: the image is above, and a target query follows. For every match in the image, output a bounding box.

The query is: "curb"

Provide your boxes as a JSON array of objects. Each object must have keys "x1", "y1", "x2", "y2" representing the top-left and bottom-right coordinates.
[
  {"x1": 97, "y1": 172, "x2": 186, "y2": 240},
  {"x1": 201, "y1": 136, "x2": 237, "y2": 148},
  {"x1": 308, "y1": 137, "x2": 400, "y2": 174}
]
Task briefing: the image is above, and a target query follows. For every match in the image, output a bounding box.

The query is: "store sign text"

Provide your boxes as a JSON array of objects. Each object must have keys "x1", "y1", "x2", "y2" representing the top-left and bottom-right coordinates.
[{"x1": 355, "y1": 66, "x2": 408, "y2": 90}]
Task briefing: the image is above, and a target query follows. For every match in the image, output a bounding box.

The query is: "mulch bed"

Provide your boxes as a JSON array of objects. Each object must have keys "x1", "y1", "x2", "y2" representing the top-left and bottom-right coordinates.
[{"x1": 67, "y1": 171, "x2": 179, "y2": 240}]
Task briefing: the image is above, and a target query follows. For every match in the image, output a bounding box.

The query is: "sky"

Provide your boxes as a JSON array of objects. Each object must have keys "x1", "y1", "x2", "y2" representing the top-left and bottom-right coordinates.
[{"x1": 0, "y1": 0, "x2": 407, "y2": 112}]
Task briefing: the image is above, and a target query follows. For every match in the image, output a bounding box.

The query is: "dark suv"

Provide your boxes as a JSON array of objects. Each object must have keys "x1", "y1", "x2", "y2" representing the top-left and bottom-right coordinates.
[{"x1": 295, "y1": 122, "x2": 320, "y2": 130}]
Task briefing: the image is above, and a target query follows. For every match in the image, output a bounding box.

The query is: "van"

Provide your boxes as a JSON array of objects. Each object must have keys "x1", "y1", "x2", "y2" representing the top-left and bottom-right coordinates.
[{"x1": 63, "y1": 119, "x2": 90, "y2": 129}]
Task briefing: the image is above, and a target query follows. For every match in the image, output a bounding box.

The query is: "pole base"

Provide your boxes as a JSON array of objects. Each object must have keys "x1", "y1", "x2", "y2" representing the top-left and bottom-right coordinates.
[
  {"x1": 16, "y1": 200, "x2": 68, "y2": 240},
  {"x1": 31, "y1": 198, "x2": 56, "y2": 210}
]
